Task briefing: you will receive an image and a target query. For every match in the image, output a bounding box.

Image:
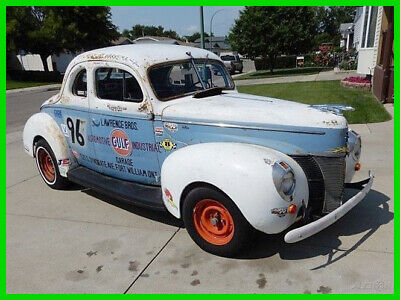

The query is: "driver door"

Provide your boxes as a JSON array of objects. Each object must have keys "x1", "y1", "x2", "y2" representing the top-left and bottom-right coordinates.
[{"x1": 87, "y1": 62, "x2": 161, "y2": 185}]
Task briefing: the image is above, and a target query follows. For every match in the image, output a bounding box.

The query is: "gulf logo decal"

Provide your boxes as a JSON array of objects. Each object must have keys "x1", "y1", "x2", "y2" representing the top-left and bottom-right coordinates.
[{"x1": 110, "y1": 129, "x2": 131, "y2": 156}]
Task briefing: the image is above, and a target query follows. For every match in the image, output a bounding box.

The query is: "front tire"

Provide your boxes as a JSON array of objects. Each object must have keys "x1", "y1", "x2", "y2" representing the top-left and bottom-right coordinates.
[
  {"x1": 35, "y1": 139, "x2": 70, "y2": 190},
  {"x1": 182, "y1": 187, "x2": 254, "y2": 257}
]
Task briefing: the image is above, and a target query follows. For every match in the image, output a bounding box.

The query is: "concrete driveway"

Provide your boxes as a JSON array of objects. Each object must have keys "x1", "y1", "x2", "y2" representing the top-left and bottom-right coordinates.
[{"x1": 6, "y1": 89, "x2": 394, "y2": 293}]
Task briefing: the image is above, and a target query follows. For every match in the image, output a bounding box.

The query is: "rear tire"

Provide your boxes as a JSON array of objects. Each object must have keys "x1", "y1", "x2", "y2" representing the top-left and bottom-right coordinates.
[
  {"x1": 35, "y1": 139, "x2": 70, "y2": 190},
  {"x1": 182, "y1": 187, "x2": 254, "y2": 257}
]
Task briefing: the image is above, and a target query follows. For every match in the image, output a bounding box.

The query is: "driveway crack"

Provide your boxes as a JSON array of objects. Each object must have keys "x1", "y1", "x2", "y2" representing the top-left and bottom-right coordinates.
[{"x1": 123, "y1": 227, "x2": 181, "y2": 294}]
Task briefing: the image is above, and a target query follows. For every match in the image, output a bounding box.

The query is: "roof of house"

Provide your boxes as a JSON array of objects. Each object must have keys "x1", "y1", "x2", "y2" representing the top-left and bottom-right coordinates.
[
  {"x1": 133, "y1": 36, "x2": 180, "y2": 44},
  {"x1": 339, "y1": 23, "x2": 354, "y2": 33},
  {"x1": 70, "y1": 44, "x2": 220, "y2": 71},
  {"x1": 194, "y1": 36, "x2": 228, "y2": 43}
]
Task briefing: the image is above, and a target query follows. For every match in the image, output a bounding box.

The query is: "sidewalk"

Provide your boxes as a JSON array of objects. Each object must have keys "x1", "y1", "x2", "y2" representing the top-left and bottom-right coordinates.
[
  {"x1": 6, "y1": 84, "x2": 61, "y2": 95},
  {"x1": 235, "y1": 70, "x2": 357, "y2": 86}
]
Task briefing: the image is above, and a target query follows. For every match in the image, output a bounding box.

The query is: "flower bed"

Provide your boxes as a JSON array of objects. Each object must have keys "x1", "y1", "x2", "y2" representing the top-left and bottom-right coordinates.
[{"x1": 340, "y1": 76, "x2": 371, "y2": 90}]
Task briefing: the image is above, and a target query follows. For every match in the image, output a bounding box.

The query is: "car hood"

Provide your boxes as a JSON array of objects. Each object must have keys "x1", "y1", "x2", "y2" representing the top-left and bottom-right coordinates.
[{"x1": 160, "y1": 92, "x2": 348, "y2": 130}]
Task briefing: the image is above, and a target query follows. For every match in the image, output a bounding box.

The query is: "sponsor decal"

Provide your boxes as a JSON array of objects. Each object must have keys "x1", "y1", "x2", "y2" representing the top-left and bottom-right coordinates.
[
  {"x1": 57, "y1": 158, "x2": 70, "y2": 177},
  {"x1": 58, "y1": 158, "x2": 70, "y2": 166},
  {"x1": 91, "y1": 119, "x2": 100, "y2": 127},
  {"x1": 131, "y1": 142, "x2": 161, "y2": 153},
  {"x1": 100, "y1": 118, "x2": 138, "y2": 130},
  {"x1": 54, "y1": 109, "x2": 62, "y2": 118},
  {"x1": 159, "y1": 138, "x2": 176, "y2": 151},
  {"x1": 110, "y1": 129, "x2": 131, "y2": 156},
  {"x1": 88, "y1": 135, "x2": 110, "y2": 145},
  {"x1": 155, "y1": 126, "x2": 163, "y2": 136},
  {"x1": 116, "y1": 157, "x2": 133, "y2": 166},
  {"x1": 181, "y1": 125, "x2": 190, "y2": 130},
  {"x1": 164, "y1": 122, "x2": 178, "y2": 133},
  {"x1": 106, "y1": 104, "x2": 127, "y2": 112},
  {"x1": 271, "y1": 207, "x2": 288, "y2": 217},
  {"x1": 164, "y1": 188, "x2": 176, "y2": 208},
  {"x1": 77, "y1": 153, "x2": 158, "y2": 178},
  {"x1": 61, "y1": 124, "x2": 69, "y2": 137}
]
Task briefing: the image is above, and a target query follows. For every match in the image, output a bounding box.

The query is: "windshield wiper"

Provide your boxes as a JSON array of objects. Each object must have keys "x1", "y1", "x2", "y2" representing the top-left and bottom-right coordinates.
[
  {"x1": 193, "y1": 87, "x2": 223, "y2": 98},
  {"x1": 186, "y1": 51, "x2": 206, "y2": 90}
]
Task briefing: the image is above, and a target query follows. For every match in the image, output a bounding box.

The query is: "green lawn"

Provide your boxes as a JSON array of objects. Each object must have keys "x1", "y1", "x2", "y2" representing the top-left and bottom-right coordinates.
[
  {"x1": 6, "y1": 80, "x2": 58, "y2": 90},
  {"x1": 238, "y1": 80, "x2": 391, "y2": 124},
  {"x1": 234, "y1": 67, "x2": 330, "y2": 80}
]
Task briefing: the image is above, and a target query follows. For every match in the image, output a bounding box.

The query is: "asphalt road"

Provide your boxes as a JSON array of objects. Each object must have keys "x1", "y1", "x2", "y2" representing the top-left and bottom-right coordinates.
[{"x1": 6, "y1": 89, "x2": 394, "y2": 293}]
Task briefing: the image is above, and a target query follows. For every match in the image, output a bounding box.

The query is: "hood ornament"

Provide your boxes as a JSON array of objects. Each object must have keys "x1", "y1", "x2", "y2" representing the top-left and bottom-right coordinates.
[{"x1": 310, "y1": 104, "x2": 355, "y2": 115}]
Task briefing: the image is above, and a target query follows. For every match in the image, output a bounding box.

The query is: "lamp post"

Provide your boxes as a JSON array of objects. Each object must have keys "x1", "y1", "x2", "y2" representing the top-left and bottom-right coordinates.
[{"x1": 209, "y1": 9, "x2": 224, "y2": 53}]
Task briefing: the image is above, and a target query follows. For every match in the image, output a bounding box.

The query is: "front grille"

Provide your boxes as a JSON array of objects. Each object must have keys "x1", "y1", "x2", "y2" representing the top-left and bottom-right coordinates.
[
  {"x1": 315, "y1": 157, "x2": 346, "y2": 213},
  {"x1": 291, "y1": 156, "x2": 346, "y2": 214}
]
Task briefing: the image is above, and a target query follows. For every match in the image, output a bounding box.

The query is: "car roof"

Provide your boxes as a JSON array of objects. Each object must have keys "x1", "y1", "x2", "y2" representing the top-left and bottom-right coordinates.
[{"x1": 72, "y1": 44, "x2": 221, "y2": 68}]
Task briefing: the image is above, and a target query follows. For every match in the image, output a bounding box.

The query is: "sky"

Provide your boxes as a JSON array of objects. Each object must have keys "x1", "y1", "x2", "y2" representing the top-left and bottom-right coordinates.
[{"x1": 110, "y1": 6, "x2": 244, "y2": 37}]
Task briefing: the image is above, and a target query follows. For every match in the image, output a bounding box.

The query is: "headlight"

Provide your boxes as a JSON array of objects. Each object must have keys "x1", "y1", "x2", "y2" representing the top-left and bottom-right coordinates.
[{"x1": 272, "y1": 161, "x2": 296, "y2": 201}]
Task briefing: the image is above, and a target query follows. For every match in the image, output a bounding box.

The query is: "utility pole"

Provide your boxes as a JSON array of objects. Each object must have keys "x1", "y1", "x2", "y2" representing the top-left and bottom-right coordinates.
[{"x1": 199, "y1": 6, "x2": 205, "y2": 49}]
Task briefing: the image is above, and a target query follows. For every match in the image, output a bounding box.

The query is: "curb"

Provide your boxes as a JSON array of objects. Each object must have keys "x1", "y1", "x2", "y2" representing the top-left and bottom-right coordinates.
[{"x1": 6, "y1": 84, "x2": 61, "y2": 95}]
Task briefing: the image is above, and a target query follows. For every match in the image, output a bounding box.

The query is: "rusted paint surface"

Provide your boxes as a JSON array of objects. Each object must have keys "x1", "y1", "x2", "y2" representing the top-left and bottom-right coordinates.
[{"x1": 323, "y1": 119, "x2": 339, "y2": 126}]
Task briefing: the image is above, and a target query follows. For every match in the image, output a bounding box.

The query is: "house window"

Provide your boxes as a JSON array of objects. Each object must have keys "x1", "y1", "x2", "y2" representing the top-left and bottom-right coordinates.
[
  {"x1": 361, "y1": 6, "x2": 378, "y2": 48},
  {"x1": 95, "y1": 68, "x2": 143, "y2": 102},
  {"x1": 72, "y1": 69, "x2": 87, "y2": 97}
]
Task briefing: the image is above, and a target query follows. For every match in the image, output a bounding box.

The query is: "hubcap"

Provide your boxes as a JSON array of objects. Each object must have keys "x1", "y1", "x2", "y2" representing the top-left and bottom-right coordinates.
[
  {"x1": 193, "y1": 199, "x2": 234, "y2": 245},
  {"x1": 37, "y1": 148, "x2": 55, "y2": 183}
]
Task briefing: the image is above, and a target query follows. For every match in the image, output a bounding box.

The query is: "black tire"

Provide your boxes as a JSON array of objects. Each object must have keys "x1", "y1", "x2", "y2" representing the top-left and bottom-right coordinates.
[
  {"x1": 35, "y1": 139, "x2": 70, "y2": 190},
  {"x1": 182, "y1": 187, "x2": 254, "y2": 257}
]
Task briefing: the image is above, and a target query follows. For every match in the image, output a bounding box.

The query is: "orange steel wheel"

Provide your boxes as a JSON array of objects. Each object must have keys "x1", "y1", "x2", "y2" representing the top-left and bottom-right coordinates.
[
  {"x1": 37, "y1": 148, "x2": 56, "y2": 183},
  {"x1": 193, "y1": 199, "x2": 235, "y2": 245}
]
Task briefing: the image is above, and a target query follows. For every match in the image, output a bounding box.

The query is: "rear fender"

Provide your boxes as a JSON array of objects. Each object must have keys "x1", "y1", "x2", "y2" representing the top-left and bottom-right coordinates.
[{"x1": 23, "y1": 112, "x2": 76, "y2": 177}]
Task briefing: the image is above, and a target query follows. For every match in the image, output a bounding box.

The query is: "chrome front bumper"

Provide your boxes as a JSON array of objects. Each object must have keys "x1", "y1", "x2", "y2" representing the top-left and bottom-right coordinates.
[{"x1": 284, "y1": 171, "x2": 374, "y2": 243}]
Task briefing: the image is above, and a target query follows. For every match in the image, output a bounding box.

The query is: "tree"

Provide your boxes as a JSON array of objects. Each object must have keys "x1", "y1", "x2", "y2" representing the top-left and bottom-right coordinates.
[
  {"x1": 6, "y1": 6, "x2": 118, "y2": 72},
  {"x1": 184, "y1": 32, "x2": 209, "y2": 43},
  {"x1": 229, "y1": 7, "x2": 318, "y2": 73},
  {"x1": 122, "y1": 24, "x2": 181, "y2": 41},
  {"x1": 315, "y1": 6, "x2": 356, "y2": 46}
]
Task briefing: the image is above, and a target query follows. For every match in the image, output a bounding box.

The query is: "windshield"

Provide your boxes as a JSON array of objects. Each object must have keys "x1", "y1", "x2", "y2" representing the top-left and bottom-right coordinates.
[{"x1": 148, "y1": 59, "x2": 234, "y2": 101}]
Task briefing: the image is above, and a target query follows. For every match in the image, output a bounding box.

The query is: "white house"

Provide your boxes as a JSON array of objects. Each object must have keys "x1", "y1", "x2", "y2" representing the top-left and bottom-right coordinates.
[
  {"x1": 16, "y1": 52, "x2": 77, "y2": 73},
  {"x1": 356, "y1": 6, "x2": 382, "y2": 75},
  {"x1": 355, "y1": 6, "x2": 394, "y2": 102},
  {"x1": 339, "y1": 23, "x2": 354, "y2": 51}
]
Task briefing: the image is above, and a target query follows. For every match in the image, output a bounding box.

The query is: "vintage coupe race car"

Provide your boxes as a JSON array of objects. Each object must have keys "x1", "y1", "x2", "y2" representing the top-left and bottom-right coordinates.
[{"x1": 23, "y1": 44, "x2": 373, "y2": 256}]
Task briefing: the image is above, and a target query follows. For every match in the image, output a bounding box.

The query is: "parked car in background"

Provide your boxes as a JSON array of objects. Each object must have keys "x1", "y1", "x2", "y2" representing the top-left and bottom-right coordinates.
[
  {"x1": 220, "y1": 52, "x2": 243, "y2": 74},
  {"x1": 23, "y1": 44, "x2": 373, "y2": 257}
]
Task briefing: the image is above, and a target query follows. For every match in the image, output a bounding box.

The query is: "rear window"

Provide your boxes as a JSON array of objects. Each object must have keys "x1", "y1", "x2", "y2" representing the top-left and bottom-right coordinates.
[{"x1": 72, "y1": 69, "x2": 87, "y2": 97}]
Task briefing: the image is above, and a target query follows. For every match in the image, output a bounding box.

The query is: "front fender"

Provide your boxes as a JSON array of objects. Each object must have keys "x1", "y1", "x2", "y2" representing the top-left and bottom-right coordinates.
[
  {"x1": 161, "y1": 142, "x2": 309, "y2": 234},
  {"x1": 23, "y1": 112, "x2": 75, "y2": 177}
]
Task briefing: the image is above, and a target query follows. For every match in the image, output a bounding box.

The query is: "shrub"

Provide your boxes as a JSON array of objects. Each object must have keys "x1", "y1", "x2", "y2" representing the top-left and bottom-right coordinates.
[{"x1": 254, "y1": 54, "x2": 318, "y2": 71}]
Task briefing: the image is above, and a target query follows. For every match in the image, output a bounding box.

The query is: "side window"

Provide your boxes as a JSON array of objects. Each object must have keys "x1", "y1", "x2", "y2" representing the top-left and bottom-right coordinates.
[
  {"x1": 95, "y1": 68, "x2": 143, "y2": 102},
  {"x1": 72, "y1": 69, "x2": 87, "y2": 97}
]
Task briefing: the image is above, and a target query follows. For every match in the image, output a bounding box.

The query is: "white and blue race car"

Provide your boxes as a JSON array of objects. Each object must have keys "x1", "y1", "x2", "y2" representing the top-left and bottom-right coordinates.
[{"x1": 23, "y1": 44, "x2": 373, "y2": 256}]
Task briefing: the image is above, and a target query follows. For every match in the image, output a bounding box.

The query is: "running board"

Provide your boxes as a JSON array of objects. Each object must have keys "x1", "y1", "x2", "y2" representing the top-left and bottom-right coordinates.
[{"x1": 67, "y1": 166, "x2": 165, "y2": 211}]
